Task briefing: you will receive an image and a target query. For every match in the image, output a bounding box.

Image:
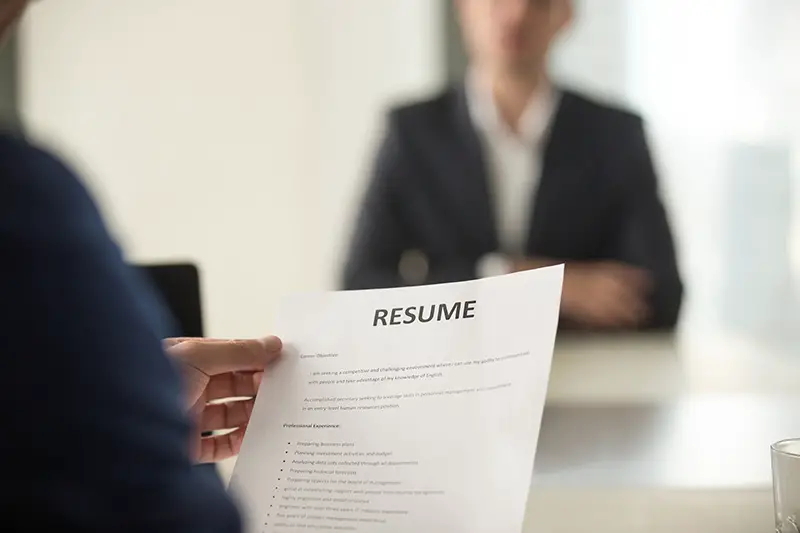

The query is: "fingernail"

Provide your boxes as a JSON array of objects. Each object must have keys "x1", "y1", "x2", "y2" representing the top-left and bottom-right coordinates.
[{"x1": 262, "y1": 336, "x2": 283, "y2": 353}]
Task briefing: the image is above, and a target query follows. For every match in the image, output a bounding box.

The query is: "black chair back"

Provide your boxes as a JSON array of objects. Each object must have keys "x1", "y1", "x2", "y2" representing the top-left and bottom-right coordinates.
[{"x1": 137, "y1": 263, "x2": 203, "y2": 337}]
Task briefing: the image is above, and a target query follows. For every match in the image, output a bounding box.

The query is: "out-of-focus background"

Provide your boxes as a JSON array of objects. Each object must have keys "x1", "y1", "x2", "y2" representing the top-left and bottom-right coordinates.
[
  {"x1": 14, "y1": 0, "x2": 443, "y2": 336},
  {"x1": 6, "y1": 1, "x2": 800, "y2": 531},
  {"x1": 7, "y1": 0, "x2": 798, "y2": 342}
]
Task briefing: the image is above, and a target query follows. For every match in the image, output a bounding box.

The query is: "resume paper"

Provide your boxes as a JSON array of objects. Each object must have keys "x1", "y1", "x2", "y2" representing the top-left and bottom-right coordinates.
[{"x1": 230, "y1": 266, "x2": 563, "y2": 533}]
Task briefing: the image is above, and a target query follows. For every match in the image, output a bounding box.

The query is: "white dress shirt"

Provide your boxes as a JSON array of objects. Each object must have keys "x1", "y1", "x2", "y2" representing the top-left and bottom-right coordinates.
[{"x1": 466, "y1": 74, "x2": 559, "y2": 277}]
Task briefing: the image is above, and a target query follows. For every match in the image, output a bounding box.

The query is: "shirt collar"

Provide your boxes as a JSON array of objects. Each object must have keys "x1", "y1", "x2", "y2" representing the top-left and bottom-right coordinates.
[{"x1": 466, "y1": 70, "x2": 559, "y2": 146}]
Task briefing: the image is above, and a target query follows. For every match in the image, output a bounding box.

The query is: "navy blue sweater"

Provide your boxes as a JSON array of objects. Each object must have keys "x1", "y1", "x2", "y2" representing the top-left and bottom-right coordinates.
[{"x1": 0, "y1": 133, "x2": 241, "y2": 532}]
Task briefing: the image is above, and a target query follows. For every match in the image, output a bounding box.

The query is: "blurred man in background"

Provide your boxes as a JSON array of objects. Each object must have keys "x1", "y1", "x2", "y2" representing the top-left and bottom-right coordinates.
[{"x1": 343, "y1": 0, "x2": 683, "y2": 330}]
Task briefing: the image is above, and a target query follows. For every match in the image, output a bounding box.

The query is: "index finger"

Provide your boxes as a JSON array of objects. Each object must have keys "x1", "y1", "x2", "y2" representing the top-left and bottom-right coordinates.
[
  {"x1": 167, "y1": 337, "x2": 283, "y2": 377},
  {"x1": 164, "y1": 337, "x2": 235, "y2": 348},
  {"x1": 205, "y1": 371, "x2": 263, "y2": 401}
]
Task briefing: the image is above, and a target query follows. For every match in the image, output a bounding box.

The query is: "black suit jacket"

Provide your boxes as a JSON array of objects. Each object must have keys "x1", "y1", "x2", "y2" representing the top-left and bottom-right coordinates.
[
  {"x1": 343, "y1": 85, "x2": 683, "y2": 330},
  {"x1": 0, "y1": 133, "x2": 240, "y2": 531}
]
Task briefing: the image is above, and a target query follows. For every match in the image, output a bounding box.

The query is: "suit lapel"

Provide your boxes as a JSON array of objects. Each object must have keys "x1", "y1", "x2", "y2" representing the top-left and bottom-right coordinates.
[
  {"x1": 448, "y1": 85, "x2": 498, "y2": 252},
  {"x1": 526, "y1": 90, "x2": 592, "y2": 253}
]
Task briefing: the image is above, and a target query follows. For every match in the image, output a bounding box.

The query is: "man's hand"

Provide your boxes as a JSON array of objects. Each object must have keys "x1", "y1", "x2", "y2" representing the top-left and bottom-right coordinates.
[
  {"x1": 164, "y1": 336, "x2": 283, "y2": 463},
  {"x1": 561, "y1": 261, "x2": 652, "y2": 329}
]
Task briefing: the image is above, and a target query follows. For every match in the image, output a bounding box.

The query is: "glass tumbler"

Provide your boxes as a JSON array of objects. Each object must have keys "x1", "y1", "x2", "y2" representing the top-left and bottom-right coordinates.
[{"x1": 773, "y1": 439, "x2": 800, "y2": 533}]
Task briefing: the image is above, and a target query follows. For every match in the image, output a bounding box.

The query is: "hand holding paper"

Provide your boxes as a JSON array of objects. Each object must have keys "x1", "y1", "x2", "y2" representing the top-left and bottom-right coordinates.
[{"x1": 230, "y1": 266, "x2": 563, "y2": 533}]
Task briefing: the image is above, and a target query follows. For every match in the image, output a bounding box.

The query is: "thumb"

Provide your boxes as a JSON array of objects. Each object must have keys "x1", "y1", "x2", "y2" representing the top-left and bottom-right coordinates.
[{"x1": 168, "y1": 337, "x2": 283, "y2": 376}]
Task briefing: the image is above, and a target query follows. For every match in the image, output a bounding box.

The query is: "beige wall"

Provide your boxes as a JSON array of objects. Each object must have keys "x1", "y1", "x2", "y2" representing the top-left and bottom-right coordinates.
[{"x1": 19, "y1": 0, "x2": 443, "y2": 337}]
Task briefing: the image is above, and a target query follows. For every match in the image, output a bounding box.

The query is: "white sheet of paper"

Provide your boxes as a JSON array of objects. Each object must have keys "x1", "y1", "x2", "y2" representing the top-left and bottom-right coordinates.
[{"x1": 230, "y1": 266, "x2": 563, "y2": 533}]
